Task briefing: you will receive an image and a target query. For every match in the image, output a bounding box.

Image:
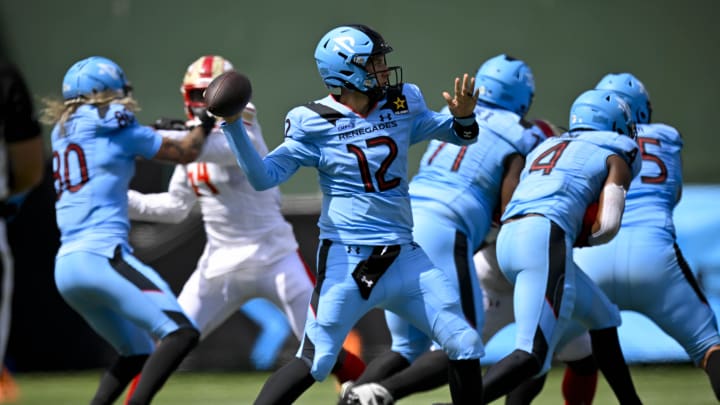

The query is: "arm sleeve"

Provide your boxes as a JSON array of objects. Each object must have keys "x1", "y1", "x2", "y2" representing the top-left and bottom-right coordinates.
[
  {"x1": 587, "y1": 183, "x2": 626, "y2": 246},
  {"x1": 221, "y1": 119, "x2": 310, "y2": 191},
  {"x1": 127, "y1": 165, "x2": 197, "y2": 223}
]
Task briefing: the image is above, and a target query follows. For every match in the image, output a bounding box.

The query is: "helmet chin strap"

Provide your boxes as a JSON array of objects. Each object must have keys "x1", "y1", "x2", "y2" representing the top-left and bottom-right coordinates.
[{"x1": 362, "y1": 86, "x2": 386, "y2": 105}]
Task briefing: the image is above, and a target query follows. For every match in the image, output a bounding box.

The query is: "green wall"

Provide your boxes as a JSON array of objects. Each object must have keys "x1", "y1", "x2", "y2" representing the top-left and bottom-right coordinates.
[{"x1": 3, "y1": 0, "x2": 718, "y2": 194}]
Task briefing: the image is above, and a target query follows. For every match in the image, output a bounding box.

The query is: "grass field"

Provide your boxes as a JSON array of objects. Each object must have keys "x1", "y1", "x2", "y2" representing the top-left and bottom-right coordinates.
[{"x1": 7, "y1": 363, "x2": 718, "y2": 404}]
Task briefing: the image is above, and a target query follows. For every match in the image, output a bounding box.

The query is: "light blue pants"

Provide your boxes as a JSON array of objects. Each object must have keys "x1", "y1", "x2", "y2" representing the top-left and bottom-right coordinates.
[
  {"x1": 575, "y1": 227, "x2": 720, "y2": 365},
  {"x1": 298, "y1": 240, "x2": 484, "y2": 381},
  {"x1": 55, "y1": 245, "x2": 196, "y2": 356}
]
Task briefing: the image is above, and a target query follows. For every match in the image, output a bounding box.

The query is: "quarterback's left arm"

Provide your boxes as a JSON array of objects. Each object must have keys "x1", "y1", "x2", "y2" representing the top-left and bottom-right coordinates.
[
  {"x1": 443, "y1": 73, "x2": 480, "y2": 142},
  {"x1": 586, "y1": 154, "x2": 632, "y2": 246},
  {"x1": 411, "y1": 75, "x2": 479, "y2": 145}
]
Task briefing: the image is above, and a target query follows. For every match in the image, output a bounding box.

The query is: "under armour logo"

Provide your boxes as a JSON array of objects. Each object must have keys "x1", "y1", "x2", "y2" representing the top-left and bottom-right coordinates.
[
  {"x1": 347, "y1": 246, "x2": 360, "y2": 254},
  {"x1": 379, "y1": 113, "x2": 392, "y2": 122},
  {"x1": 360, "y1": 275, "x2": 374, "y2": 288}
]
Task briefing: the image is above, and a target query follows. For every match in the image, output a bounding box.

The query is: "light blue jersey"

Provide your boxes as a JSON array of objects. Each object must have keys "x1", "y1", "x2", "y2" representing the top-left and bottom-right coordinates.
[
  {"x1": 411, "y1": 104, "x2": 541, "y2": 247},
  {"x1": 574, "y1": 123, "x2": 720, "y2": 366},
  {"x1": 51, "y1": 102, "x2": 195, "y2": 355},
  {"x1": 222, "y1": 83, "x2": 484, "y2": 381},
  {"x1": 223, "y1": 83, "x2": 475, "y2": 246},
  {"x1": 52, "y1": 103, "x2": 161, "y2": 258},
  {"x1": 496, "y1": 130, "x2": 640, "y2": 374},
  {"x1": 502, "y1": 131, "x2": 642, "y2": 241},
  {"x1": 385, "y1": 104, "x2": 545, "y2": 361},
  {"x1": 621, "y1": 123, "x2": 683, "y2": 233}
]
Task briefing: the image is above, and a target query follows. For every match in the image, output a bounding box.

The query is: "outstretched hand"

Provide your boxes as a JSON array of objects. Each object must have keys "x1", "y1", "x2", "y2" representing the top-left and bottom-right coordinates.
[{"x1": 442, "y1": 73, "x2": 478, "y2": 118}]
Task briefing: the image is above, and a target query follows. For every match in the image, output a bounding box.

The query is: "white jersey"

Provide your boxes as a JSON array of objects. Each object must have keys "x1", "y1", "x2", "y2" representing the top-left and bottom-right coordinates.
[{"x1": 128, "y1": 103, "x2": 299, "y2": 277}]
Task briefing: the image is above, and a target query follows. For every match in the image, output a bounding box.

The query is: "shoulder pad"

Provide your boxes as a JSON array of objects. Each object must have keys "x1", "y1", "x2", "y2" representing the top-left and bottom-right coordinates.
[
  {"x1": 582, "y1": 131, "x2": 640, "y2": 169},
  {"x1": 302, "y1": 101, "x2": 345, "y2": 125},
  {"x1": 285, "y1": 102, "x2": 340, "y2": 140},
  {"x1": 93, "y1": 103, "x2": 138, "y2": 132},
  {"x1": 242, "y1": 102, "x2": 257, "y2": 123},
  {"x1": 478, "y1": 107, "x2": 530, "y2": 153},
  {"x1": 638, "y1": 123, "x2": 683, "y2": 147}
]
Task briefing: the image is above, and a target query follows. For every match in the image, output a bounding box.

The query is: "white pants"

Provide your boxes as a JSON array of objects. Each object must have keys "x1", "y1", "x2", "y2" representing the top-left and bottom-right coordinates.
[{"x1": 178, "y1": 249, "x2": 313, "y2": 340}]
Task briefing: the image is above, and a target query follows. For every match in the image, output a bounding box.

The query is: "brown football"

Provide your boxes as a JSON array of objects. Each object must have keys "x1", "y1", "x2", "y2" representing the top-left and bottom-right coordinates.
[{"x1": 204, "y1": 70, "x2": 252, "y2": 117}]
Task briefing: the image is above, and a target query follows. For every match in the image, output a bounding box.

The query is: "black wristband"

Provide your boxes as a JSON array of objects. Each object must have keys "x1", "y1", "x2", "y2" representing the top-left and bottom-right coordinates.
[{"x1": 453, "y1": 117, "x2": 479, "y2": 140}]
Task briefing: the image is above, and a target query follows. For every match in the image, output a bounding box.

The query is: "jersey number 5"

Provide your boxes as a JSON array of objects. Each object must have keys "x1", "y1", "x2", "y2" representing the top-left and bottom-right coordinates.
[
  {"x1": 637, "y1": 137, "x2": 667, "y2": 184},
  {"x1": 52, "y1": 143, "x2": 89, "y2": 200},
  {"x1": 347, "y1": 136, "x2": 401, "y2": 192}
]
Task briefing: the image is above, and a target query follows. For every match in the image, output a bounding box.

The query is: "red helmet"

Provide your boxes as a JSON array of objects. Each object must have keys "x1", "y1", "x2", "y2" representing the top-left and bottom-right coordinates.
[{"x1": 181, "y1": 55, "x2": 234, "y2": 119}]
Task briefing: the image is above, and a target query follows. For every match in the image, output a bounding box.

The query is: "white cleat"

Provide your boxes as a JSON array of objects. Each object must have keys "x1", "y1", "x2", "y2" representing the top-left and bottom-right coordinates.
[{"x1": 344, "y1": 383, "x2": 394, "y2": 405}]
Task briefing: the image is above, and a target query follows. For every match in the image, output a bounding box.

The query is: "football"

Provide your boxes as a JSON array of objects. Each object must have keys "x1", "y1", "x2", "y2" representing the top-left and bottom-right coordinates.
[{"x1": 204, "y1": 70, "x2": 252, "y2": 117}]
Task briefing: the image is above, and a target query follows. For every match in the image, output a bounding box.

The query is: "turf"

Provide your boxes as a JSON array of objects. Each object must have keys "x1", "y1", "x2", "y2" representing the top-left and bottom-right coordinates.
[{"x1": 9, "y1": 363, "x2": 718, "y2": 404}]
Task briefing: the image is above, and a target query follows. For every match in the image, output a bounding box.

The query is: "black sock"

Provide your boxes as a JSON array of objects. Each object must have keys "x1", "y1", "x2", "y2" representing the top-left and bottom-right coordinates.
[
  {"x1": 448, "y1": 358, "x2": 482, "y2": 405},
  {"x1": 566, "y1": 355, "x2": 598, "y2": 376},
  {"x1": 704, "y1": 349, "x2": 720, "y2": 401},
  {"x1": 354, "y1": 350, "x2": 410, "y2": 384},
  {"x1": 127, "y1": 328, "x2": 199, "y2": 405},
  {"x1": 483, "y1": 349, "x2": 540, "y2": 404},
  {"x1": 90, "y1": 354, "x2": 148, "y2": 405},
  {"x1": 589, "y1": 327, "x2": 642, "y2": 405},
  {"x1": 254, "y1": 357, "x2": 316, "y2": 405},
  {"x1": 505, "y1": 373, "x2": 547, "y2": 405},
  {"x1": 382, "y1": 350, "x2": 449, "y2": 400}
]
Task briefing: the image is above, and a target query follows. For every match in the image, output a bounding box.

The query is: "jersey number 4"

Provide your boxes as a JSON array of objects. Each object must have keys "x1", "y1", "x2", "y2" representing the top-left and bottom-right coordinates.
[
  {"x1": 52, "y1": 143, "x2": 89, "y2": 200},
  {"x1": 529, "y1": 140, "x2": 570, "y2": 175}
]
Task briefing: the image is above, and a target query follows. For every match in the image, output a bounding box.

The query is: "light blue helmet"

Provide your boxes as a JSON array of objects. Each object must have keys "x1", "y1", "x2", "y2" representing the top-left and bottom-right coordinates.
[
  {"x1": 595, "y1": 73, "x2": 652, "y2": 124},
  {"x1": 314, "y1": 24, "x2": 401, "y2": 96},
  {"x1": 62, "y1": 56, "x2": 130, "y2": 100},
  {"x1": 475, "y1": 54, "x2": 535, "y2": 116},
  {"x1": 569, "y1": 89, "x2": 636, "y2": 138}
]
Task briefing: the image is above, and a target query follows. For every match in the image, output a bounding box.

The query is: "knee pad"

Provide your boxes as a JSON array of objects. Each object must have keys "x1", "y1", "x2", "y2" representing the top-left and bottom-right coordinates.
[
  {"x1": 310, "y1": 352, "x2": 337, "y2": 381},
  {"x1": 391, "y1": 337, "x2": 432, "y2": 363},
  {"x1": 443, "y1": 328, "x2": 484, "y2": 360}
]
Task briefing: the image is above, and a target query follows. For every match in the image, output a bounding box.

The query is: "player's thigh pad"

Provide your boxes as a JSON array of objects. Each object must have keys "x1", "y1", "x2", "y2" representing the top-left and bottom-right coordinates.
[
  {"x1": 386, "y1": 309, "x2": 433, "y2": 362},
  {"x1": 497, "y1": 217, "x2": 576, "y2": 372},
  {"x1": 55, "y1": 250, "x2": 189, "y2": 352},
  {"x1": 384, "y1": 245, "x2": 483, "y2": 361},
  {"x1": 298, "y1": 243, "x2": 379, "y2": 380}
]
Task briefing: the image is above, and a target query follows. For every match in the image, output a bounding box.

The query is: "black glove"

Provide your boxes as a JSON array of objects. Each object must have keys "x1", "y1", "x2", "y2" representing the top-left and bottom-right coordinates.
[
  {"x1": 153, "y1": 118, "x2": 187, "y2": 131},
  {"x1": 197, "y1": 110, "x2": 217, "y2": 136}
]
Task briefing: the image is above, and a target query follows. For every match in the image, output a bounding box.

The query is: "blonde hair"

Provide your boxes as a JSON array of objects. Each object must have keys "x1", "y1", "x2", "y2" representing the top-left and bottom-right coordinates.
[{"x1": 41, "y1": 90, "x2": 140, "y2": 135}]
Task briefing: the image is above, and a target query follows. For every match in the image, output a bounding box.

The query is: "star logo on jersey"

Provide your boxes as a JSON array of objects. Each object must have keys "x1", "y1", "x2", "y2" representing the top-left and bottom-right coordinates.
[
  {"x1": 380, "y1": 90, "x2": 409, "y2": 114},
  {"x1": 388, "y1": 95, "x2": 409, "y2": 114}
]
